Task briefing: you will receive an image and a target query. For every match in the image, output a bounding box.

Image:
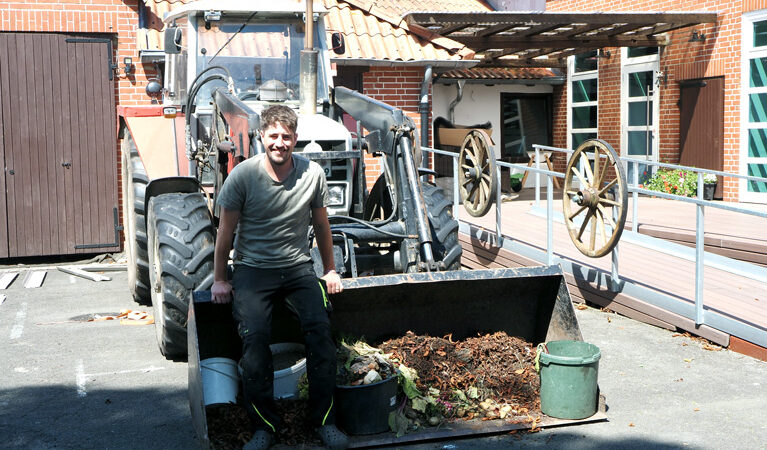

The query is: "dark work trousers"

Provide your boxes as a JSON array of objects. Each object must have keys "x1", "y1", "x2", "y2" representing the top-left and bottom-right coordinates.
[{"x1": 232, "y1": 261, "x2": 336, "y2": 434}]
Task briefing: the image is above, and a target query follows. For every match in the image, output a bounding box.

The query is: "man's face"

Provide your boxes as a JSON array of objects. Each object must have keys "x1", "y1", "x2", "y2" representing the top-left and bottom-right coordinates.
[{"x1": 260, "y1": 121, "x2": 297, "y2": 167}]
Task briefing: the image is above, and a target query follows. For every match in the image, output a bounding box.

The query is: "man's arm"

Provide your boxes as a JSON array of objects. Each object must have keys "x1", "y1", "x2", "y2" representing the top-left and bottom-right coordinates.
[
  {"x1": 211, "y1": 206, "x2": 241, "y2": 303},
  {"x1": 311, "y1": 206, "x2": 343, "y2": 294}
]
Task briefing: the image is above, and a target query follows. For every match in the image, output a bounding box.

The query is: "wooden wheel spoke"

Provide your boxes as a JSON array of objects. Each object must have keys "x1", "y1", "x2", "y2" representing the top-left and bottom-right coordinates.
[
  {"x1": 571, "y1": 166, "x2": 589, "y2": 186},
  {"x1": 599, "y1": 197, "x2": 621, "y2": 207},
  {"x1": 577, "y1": 209, "x2": 593, "y2": 241},
  {"x1": 589, "y1": 213, "x2": 597, "y2": 251},
  {"x1": 596, "y1": 204, "x2": 617, "y2": 229},
  {"x1": 580, "y1": 152, "x2": 594, "y2": 185},
  {"x1": 568, "y1": 203, "x2": 588, "y2": 221},
  {"x1": 597, "y1": 153, "x2": 611, "y2": 187},
  {"x1": 592, "y1": 148, "x2": 600, "y2": 187},
  {"x1": 598, "y1": 178, "x2": 618, "y2": 197},
  {"x1": 473, "y1": 185, "x2": 481, "y2": 208},
  {"x1": 596, "y1": 208, "x2": 608, "y2": 247}
]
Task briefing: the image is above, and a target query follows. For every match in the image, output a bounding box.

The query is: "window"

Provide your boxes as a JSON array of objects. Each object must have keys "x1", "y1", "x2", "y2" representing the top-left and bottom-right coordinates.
[
  {"x1": 741, "y1": 13, "x2": 767, "y2": 201},
  {"x1": 621, "y1": 48, "x2": 659, "y2": 184},
  {"x1": 569, "y1": 51, "x2": 598, "y2": 150},
  {"x1": 499, "y1": 94, "x2": 552, "y2": 160}
]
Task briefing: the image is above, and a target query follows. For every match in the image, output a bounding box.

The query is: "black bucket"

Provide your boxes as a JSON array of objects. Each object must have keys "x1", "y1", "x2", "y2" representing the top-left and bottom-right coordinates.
[{"x1": 335, "y1": 376, "x2": 398, "y2": 435}]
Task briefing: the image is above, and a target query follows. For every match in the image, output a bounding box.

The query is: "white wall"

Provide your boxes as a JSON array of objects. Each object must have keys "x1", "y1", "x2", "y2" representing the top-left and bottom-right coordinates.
[{"x1": 432, "y1": 82, "x2": 554, "y2": 157}]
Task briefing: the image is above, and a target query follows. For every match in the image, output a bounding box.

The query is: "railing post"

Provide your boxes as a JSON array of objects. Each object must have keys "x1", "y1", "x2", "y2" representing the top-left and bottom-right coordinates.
[
  {"x1": 452, "y1": 154, "x2": 460, "y2": 222},
  {"x1": 535, "y1": 146, "x2": 541, "y2": 208},
  {"x1": 496, "y1": 165, "x2": 503, "y2": 244},
  {"x1": 695, "y1": 172, "x2": 705, "y2": 325},
  {"x1": 611, "y1": 204, "x2": 621, "y2": 291},
  {"x1": 546, "y1": 174, "x2": 554, "y2": 265},
  {"x1": 632, "y1": 160, "x2": 639, "y2": 235}
]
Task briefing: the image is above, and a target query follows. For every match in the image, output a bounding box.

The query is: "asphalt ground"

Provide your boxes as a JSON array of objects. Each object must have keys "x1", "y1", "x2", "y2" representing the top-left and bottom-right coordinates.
[{"x1": 1, "y1": 264, "x2": 766, "y2": 449}]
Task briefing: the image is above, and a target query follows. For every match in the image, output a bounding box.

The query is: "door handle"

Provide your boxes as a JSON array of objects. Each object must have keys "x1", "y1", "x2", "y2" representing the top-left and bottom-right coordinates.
[{"x1": 62, "y1": 161, "x2": 72, "y2": 168}]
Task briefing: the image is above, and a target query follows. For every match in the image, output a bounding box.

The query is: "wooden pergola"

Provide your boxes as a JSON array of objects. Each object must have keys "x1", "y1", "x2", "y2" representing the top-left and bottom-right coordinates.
[{"x1": 404, "y1": 12, "x2": 718, "y2": 68}]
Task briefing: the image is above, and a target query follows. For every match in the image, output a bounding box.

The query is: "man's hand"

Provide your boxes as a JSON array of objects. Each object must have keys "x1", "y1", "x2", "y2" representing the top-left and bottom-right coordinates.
[
  {"x1": 321, "y1": 270, "x2": 343, "y2": 295},
  {"x1": 211, "y1": 280, "x2": 233, "y2": 304}
]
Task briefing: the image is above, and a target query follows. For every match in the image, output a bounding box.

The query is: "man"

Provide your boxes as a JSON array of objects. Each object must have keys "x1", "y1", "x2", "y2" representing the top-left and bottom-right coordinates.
[{"x1": 211, "y1": 105, "x2": 348, "y2": 450}]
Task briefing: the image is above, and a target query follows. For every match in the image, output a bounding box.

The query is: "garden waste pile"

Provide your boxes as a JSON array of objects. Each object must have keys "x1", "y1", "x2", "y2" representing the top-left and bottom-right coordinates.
[{"x1": 206, "y1": 331, "x2": 541, "y2": 449}]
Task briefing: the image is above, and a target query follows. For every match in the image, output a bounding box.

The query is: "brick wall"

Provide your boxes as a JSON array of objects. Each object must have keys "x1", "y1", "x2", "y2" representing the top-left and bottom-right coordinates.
[
  {"x1": 546, "y1": 0, "x2": 758, "y2": 201},
  {"x1": 361, "y1": 66, "x2": 429, "y2": 189},
  {"x1": 0, "y1": 0, "x2": 155, "y2": 107}
]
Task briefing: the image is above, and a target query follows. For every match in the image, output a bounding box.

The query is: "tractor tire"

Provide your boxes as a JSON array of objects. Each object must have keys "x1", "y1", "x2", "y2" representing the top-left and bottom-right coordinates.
[
  {"x1": 121, "y1": 133, "x2": 151, "y2": 305},
  {"x1": 422, "y1": 183, "x2": 462, "y2": 270},
  {"x1": 147, "y1": 192, "x2": 215, "y2": 360}
]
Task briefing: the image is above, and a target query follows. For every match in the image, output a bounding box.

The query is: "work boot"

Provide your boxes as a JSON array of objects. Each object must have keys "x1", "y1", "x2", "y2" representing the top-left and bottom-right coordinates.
[
  {"x1": 243, "y1": 429, "x2": 274, "y2": 450},
  {"x1": 316, "y1": 424, "x2": 349, "y2": 450}
]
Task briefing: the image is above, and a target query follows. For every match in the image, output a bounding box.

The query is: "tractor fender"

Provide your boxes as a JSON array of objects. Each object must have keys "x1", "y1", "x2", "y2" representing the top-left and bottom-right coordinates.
[{"x1": 145, "y1": 177, "x2": 201, "y2": 208}]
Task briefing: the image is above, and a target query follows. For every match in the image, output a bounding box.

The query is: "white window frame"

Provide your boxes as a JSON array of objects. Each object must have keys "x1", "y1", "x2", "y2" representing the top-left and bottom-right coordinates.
[
  {"x1": 567, "y1": 54, "x2": 598, "y2": 152},
  {"x1": 620, "y1": 48, "x2": 660, "y2": 182},
  {"x1": 740, "y1": 10, "x2": 767, "y2": 203}
]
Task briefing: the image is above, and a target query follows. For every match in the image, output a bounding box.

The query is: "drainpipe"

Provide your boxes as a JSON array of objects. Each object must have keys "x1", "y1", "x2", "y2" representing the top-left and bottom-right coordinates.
[
  {"x1": 448, "y1": 80, "x2": 466, "y2": 123},
  {"x1": 419, "y1": 65, "x2": 433, "y2": 150},
  {"x1": 137, "y1": 1, "x2": 147, "y2": 29}
]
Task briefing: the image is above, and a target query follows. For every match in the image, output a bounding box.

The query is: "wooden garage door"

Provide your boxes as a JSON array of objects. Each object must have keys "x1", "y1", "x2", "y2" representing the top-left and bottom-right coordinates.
[{"x1": 0, "y1": 33, "x2": 119, "y2": 258}]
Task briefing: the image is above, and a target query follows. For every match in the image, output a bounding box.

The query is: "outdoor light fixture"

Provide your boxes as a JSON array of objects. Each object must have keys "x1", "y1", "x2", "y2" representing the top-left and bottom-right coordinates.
[
  {"x1": 596, "y1": 49, "x2": 611, "y2": 59},
  {"x1": 123, "y1": 57, "x2": 134, "y2": 75},
  {"x1": 690, "y1": 30, "x2": 706, "y2": 42}
]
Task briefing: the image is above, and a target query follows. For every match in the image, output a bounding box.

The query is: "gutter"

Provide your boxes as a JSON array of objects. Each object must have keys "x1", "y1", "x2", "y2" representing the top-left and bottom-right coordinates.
[
  {"x1": 332, "y1": 58, "x2": 479, "y2": 69},
  {"x1": 435, "y1": 77, "x2": 566, "y2": 86}
]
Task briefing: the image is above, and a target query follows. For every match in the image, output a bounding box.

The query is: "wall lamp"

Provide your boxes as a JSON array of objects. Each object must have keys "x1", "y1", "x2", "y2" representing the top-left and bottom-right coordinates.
[
  {"x1": 690, "y1": 30, "x2": 706, "y2": 42},
  {"x1": 123, "y1": 57, "x2": 134, "y2": 75},
  {"x1": 596, "y1": 49, "x2": 611, "y2": 59}
]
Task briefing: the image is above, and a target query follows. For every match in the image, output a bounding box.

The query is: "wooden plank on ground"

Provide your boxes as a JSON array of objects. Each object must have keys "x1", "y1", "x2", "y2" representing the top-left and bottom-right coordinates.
[
  {"x1": 0, "y1": 272, "x2": 19, "y2": 290},
  {"x1": 23, "y1": 271, "x2": 46, "y2": 288},
  {"x1": 57, "y1": 266, "x2": 111, "y2": 281}
]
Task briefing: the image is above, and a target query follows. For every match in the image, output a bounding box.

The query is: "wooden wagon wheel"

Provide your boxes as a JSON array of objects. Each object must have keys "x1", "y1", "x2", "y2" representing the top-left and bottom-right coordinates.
[
  {"x1": 458, "y1": 130, "x2": 497, "y2": 217},
  {"x1": 562, "y1": 139, "x2": 628, "y2": 258}
]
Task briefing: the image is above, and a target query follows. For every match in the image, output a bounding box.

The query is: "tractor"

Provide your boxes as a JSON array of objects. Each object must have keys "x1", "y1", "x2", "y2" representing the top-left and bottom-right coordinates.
[{"x1": 117, "y1": 0, "x2": 624, "y2": 445}]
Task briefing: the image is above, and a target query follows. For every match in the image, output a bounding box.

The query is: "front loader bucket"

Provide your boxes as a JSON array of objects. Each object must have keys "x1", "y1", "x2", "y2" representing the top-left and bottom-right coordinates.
[
  {"x1": 330, "y1": 265, "x2": 582, "y2": 344},
  {"x1": 188, "y1": 265, "x2": 595, "y2": 449}
]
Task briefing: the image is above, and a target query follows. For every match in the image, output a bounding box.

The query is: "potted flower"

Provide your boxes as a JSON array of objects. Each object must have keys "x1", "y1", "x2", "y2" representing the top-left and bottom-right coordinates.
[{"x1": 702, "y1": 173, "x2": 717, "y2": 201}]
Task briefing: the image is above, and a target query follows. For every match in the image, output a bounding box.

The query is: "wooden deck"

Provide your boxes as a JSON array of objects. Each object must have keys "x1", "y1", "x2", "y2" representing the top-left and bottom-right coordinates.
[{"x1": 457, "y1": 189, "x2": 767, "y2": 353}]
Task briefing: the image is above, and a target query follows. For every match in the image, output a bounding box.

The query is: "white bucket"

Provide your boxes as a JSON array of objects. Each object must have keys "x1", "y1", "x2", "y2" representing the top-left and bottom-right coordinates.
[
  {"x1": 270, "y1": 343, "x2": 307, "y2": 399},
  {"x1": 200, "y1": 357, "x2": 239, "y2": 405}
]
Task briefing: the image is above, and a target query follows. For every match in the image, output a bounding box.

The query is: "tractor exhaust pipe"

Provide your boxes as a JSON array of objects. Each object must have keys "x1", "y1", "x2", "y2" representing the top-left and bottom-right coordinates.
[{"x1": 300, "y1": 0, "x2": 318, "y2": 115}]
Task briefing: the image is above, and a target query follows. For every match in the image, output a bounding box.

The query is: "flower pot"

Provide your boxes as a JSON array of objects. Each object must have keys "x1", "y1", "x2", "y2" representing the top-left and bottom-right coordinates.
[{"x1": 703, "y1": 183, "x2": 716, "y2": 201}]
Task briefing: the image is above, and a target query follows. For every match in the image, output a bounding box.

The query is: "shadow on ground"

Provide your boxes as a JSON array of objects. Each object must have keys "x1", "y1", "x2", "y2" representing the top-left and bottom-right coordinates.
[{"x1": 0, "y1": 385, "x2": 196, "y2": 449}]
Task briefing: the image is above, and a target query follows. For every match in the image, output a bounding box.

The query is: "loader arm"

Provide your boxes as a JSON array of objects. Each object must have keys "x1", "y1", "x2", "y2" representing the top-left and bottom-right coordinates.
[
  {"x1": 334, "y1": 86, "x2": 436, "y2": 270},
  {"x1": 212, "y1": 88, "x2": 262, "y2": 161}
]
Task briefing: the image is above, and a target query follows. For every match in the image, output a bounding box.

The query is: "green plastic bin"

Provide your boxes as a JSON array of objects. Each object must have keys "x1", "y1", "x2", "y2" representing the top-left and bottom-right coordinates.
[{"x1": 537, "y1": 340, "x2": 601, "y2": 419}]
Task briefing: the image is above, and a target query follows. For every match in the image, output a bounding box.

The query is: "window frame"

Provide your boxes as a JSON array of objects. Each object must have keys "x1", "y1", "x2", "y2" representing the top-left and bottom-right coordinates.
[
  {"x1": 620, "y1": 47, "x2": 660, "y2": 184},
  {"x1": 567, "y1": 52, "x2": 598, "y2": 152},
  {"x1": 740, "y1": 10, "x2": 767, "y2": 202}
]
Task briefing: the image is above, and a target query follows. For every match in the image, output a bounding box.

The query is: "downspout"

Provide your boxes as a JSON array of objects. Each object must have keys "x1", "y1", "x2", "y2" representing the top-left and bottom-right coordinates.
[
  {"x1": 138, "y1": 1, "x2": 147, "y2": 29},
  {"x1": 419, "y1": 65, "x2": 432, "y2": 168},
  {"x1": 448, "y1": 80, "x2": 466, "y2": 124}
]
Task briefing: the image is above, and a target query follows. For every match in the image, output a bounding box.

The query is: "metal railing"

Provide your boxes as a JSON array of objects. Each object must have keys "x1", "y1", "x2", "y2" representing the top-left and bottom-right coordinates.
[{"x1": 423, "y1": 144, "x2": 767, "y2": 328}]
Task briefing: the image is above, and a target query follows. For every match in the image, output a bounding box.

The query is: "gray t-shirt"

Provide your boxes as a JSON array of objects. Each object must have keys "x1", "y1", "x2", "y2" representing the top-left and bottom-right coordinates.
[{"x1": 216, "y1": 153, "x2": 329, "y2": 268}]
